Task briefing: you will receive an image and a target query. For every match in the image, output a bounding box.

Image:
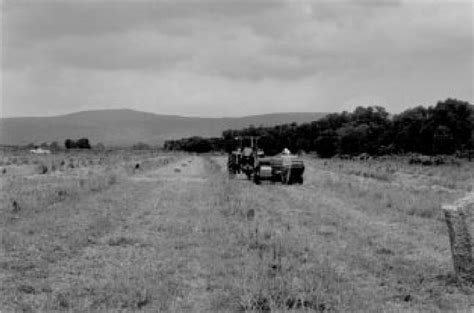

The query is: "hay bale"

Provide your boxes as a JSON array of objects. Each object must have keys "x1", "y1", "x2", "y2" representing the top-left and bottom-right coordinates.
[
  {"x1": 246, "y1": 208, "x2": 255, "y2": 221},
  {"x1": 108, "y1": 174, "x2": 117, "y2": 185},
  {"x1": 108, "y1": 236, "x2": 136, "y2": 246},
  {"x1": 1, "y1": 168, "x2": 6, "y2": 174},
  {"x1": 174, "y1": 168, "x2": 181, "y2": 173},
  {"x1": 442, "y1": 204, "x2": 473, "y2": 284},
  {"x1": 38, "y1": 164, "x2": 48, "y2": 174},
  {"x1": 69, "y1": 158, "x2": 76, "y2": 168},
  {"x1": 57, "y1": 190, "x2": 67, "y2": 199},
  {"x1": 11, "y1": 200, "x2": 21, "y2": 213},
  {"x1": 17, "y1": 284, "x2": 35, "y2": 294}
]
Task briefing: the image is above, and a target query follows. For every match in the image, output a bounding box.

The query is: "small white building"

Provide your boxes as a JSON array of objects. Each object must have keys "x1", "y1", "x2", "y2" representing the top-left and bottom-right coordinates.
[{"x1": 30, "y1": 148, "x2": 51, "y2": 154}]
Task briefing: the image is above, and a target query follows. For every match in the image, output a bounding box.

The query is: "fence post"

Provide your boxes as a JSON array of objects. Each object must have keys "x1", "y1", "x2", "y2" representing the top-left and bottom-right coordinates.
[{"x1": 442, "y1": 200, "x2": 473, "y2": 285}]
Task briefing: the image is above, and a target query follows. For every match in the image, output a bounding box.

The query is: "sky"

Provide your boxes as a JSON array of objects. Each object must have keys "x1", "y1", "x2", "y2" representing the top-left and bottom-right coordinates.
[{"x1": 1, "y1": 0, "x2": 473, "y2": 118}]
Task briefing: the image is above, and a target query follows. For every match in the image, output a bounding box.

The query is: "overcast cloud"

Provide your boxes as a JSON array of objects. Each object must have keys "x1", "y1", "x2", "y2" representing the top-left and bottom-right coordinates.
[{"x1": 1, "y1": 0, "x2": 472, "y2": 117}]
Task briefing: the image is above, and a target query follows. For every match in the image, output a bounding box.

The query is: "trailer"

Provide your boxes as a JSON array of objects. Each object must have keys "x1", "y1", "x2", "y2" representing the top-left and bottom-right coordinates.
[
  {"x1": 253, "y1": 154, "x2": 304, "y2": 185},
  {"x1": 227, "y1": 135, "x2": 304, "y2": 185}
]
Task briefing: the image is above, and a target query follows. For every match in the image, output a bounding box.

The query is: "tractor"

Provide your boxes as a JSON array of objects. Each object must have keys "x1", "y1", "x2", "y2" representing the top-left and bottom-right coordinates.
[
  {"x1": 227, "y1": 136, "x2": 305, "y2": 185},
  {"x1": 241, "y1": 147, "x2": 255, "y2": 180},
  {"x1": 227, "y1": 148, "x2": 242, "y2": 175},
  {"x1": 227, "y1": 136, "x2": 259, "y2": 179}
]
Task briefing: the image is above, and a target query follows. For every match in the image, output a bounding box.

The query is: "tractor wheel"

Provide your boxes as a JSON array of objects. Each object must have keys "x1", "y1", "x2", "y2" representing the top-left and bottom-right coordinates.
[
  {"x1": 254, "y1": 175, "x2": 261, "y2": 185},
  {"x1": 297, "y1": 176, "x2": 303, "y2": 184}
]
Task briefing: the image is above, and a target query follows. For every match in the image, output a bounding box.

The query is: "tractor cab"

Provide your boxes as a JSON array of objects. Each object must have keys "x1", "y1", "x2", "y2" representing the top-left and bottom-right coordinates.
[
  {"x1": 227, "y1": 136, "x2": 260, "y2": 179},
  {"x1": 241, "y1": 147, "x2": 255, "y2": 179}
]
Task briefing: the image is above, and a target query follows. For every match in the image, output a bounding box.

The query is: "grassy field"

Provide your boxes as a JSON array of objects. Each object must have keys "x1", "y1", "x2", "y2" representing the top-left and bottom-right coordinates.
[{"x1": 0, "y1": 151, "x2": 473, "y2": 312}]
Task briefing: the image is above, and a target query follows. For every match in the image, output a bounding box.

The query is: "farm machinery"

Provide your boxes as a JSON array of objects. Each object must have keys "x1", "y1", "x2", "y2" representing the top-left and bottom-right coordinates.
[
  {"x1": 227, "y1": 137, "x2": 258, "y2": 179},
  {"x1": 253, "y1": 153, "x2": 305, "y2": 185},
  {"x1": 227, "y1": 149, "x2": 242, "y2": 175},
  {"x1": 227, "y1": 136, "x2": 304, "y2": 185}
]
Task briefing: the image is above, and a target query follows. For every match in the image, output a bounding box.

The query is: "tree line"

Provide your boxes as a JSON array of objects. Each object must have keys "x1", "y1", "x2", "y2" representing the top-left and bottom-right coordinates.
[
  {"x1": 164, "y1": 137, "x2": 224, "y2": 153},
  {"x1": 24, "y1": 140, "x2": 158, "y2": 151},
  {"x1": 64, "y1": 138, "x2": 92, "y2": 149},
  {"x1": 25, "y1": 138, "x2": 99, "y2": 150},
  {"x1": 164, "y1": 99, "x2": 473, "y2": 157}
]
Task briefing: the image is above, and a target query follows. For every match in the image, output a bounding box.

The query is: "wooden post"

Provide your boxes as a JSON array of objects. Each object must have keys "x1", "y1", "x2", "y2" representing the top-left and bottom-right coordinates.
[{"x1": 442, "y1": 203, "x2": 473, "y2": 285}]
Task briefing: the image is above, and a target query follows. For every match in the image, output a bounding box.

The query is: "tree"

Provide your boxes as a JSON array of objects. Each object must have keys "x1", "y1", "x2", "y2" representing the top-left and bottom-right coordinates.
[
  {"x1": 64, "y1": 138, "x2": 91, "y2": 149},
  {"x1": 430, "y1": 99, "x2": 473, "y2": 151},
  {"x1": 314, "y1": 130, "x2": 338, "y2": 158},
  {"x1": 76, "y1": 138, "x2": 91, "y2": 149},
  {"x1": 166, "y1": 99, "x2": 472, "y2": 157},
  {"x1": 433, "y1": 125, "x2": 455, "y2": 154},
  {"x1": 65, "y1": 139, "x2": 76, "y2": 149},
  {"x1": 132, "y1": 142, "x2": 151, "y2": 150},
  {"x1": 392, "y1": 106, "x2": 429, "y2": 153},
  {"x1": 49, "y1": 142, "x2": 60, "y2": 151},
  {"x1": 338, "y1": 125, "x2": 362, "y2": 155}
]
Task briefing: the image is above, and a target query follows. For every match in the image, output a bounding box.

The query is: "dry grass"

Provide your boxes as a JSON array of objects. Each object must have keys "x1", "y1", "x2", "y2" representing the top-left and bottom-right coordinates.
[{"x1": 1, "y1": 152, "x2": 473, "y2": 312}]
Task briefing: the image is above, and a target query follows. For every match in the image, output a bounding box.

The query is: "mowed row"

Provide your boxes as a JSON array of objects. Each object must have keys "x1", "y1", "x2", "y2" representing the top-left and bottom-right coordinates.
[
  {"x1": 211, "y1": 156, "x2": 473, "y2": 312},
  {"x1": 1, "y1": 155, "x2": 472, "y2": 312},
  {"x1": 1, "y1": 156, "x2": 215, "y2": 311}
]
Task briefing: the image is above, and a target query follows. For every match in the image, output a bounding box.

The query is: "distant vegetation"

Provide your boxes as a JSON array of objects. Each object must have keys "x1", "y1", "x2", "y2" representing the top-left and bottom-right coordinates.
[
  {"x1": 132, "y1": 142, "x2": 151, "y2": 150},
  {"x1": 164, "y1": 137, "x2": 224, "y2": 153},
  {"x1": 24, "y1": 141, "x2": 61, "y2": 151},
  {"x1": 65, "y1": 138, "x2": 92, "y2": 149},
  {"x1": 0, "y1": 109, "x2": 326, "y2": 147},
  {"x1": 165, "y1": 99, "x2": 474, "y2": 157}
]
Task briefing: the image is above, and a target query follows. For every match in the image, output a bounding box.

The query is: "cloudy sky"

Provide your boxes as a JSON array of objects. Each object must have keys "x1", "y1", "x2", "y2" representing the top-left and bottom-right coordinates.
[{"x1": 1, "y1": 0, "x2": 472, "y2": 117}]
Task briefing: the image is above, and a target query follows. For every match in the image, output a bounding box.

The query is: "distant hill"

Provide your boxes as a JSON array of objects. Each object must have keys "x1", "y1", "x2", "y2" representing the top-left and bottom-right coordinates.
[{"x1": 0, "y1": 109, "x2": 327, "y2": 147}]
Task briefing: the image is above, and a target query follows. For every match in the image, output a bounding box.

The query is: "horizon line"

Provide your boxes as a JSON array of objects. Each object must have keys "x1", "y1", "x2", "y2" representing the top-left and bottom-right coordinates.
[{"x1": 0, "y1": 108, "x2": 331, "y2": 119}]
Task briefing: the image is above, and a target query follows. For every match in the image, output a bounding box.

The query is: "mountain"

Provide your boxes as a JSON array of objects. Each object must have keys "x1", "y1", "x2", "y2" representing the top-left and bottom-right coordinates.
[{"x1": 0, "y1": 109, "x2": 327, "y2": 147}]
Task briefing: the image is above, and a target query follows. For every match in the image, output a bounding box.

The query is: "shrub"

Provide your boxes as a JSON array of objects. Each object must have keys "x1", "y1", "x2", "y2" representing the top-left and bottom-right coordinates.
[{"x1": 38, "y1": 164, "x2": 48, "y2": 174}]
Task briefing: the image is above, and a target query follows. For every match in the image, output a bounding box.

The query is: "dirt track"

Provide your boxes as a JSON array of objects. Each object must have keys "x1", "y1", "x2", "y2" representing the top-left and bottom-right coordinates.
[{"x1": 1, "y1": 155, "x2": 472, "y2": 312}]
